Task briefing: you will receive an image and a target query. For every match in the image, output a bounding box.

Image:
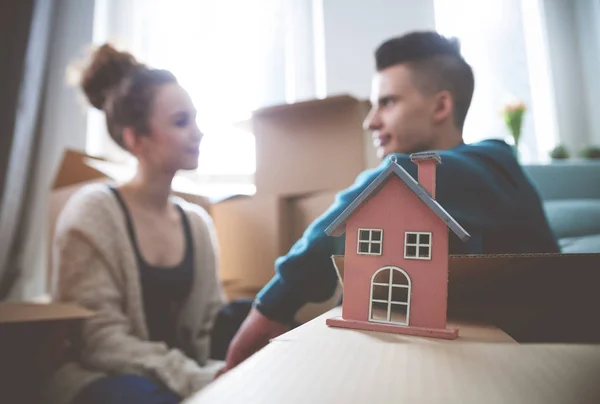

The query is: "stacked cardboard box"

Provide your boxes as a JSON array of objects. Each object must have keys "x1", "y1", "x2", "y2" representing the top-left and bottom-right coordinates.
[{"x1": 213, "y1": 94, "x2": 376, "y2": 322}]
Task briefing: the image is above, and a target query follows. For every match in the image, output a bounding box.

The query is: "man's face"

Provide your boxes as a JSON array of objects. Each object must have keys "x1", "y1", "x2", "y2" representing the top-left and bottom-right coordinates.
[{"x1": 364, "y1": 64, "x2": 439, "y2": 159}]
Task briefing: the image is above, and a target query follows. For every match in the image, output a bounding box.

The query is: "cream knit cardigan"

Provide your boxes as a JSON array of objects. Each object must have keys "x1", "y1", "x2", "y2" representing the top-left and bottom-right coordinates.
[{"x1": 42, "y1": 184, "x2": 227, "y2": 404}]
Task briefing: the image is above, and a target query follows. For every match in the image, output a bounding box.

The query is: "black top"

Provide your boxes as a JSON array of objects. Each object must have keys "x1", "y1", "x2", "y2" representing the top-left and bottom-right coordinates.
[{"x1": 109, "y1": 187, "x2": 194, "y2": 347}]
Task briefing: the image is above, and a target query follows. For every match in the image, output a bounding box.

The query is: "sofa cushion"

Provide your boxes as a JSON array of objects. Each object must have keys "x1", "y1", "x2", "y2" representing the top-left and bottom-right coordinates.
[
  {"x1": 543, "y1": 199, "x2": 600, "y2": 239},
  {"x1": 559, "y1": 234, "x2": 600, "y2": 254}
]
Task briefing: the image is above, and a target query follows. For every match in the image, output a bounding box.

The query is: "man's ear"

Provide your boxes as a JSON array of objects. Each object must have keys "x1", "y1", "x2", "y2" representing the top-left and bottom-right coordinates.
[
  {"x1": 122, "y1": 127, "x2": 138, "y2": 153},
  {"x1": 432, "y1": 91, "x2": 453, "y2": 125}
]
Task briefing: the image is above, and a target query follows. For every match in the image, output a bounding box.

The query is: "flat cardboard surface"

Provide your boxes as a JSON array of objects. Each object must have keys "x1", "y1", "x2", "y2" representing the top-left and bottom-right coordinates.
[
  {"x1": 188, "y1": 307, "x2": 600, "y2": 404},
  {"x1": 0, "y1": 302, "x2": 94, "y2": 324},
  {"x1": 277, "y1": 307, "x2": 515, "y2": 344},
  {"x1": 189, "y1": 343, "x2": 600, "y2": 404}
]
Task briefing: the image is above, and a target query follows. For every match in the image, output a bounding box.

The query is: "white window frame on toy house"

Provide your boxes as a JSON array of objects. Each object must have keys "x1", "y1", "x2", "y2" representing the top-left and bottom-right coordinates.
[
  {"x1": 369, "y1": 266, "x2": 411, "y2": 326},
  {"x1": 357, "y1": 228, "x2": 383, "y2": 255},
  {"x1": 404, "y1": 232, "x2": 432, "y2": 260}
]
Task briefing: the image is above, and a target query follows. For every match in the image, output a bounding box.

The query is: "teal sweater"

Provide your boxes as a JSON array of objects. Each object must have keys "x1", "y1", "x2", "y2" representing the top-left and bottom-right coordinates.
[{"x1": 255, "y1": 139, "x2": 560, "y2": 324}]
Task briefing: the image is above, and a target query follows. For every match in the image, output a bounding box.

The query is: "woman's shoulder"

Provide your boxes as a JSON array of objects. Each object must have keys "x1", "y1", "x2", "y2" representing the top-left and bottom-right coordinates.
[
  {"x1": 55, "y1": 183, "x2": 122, "y2": 235},
  {"x1": 172, "y1": 196, "x2": 213, "y2": 226},
  {"x1": 172, "y1": 196, "x2": 219, "y2": 253}
]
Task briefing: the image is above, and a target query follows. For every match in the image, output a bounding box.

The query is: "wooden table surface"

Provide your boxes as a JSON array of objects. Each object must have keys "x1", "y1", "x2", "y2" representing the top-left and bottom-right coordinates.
[{"x1": 183, "y1": 309, "x2": 600, "y2": 404}]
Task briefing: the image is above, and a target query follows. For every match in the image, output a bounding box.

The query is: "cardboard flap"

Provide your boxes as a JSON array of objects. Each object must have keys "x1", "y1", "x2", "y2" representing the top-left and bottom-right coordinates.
[
  {"x1": 52, "y1": 150, "x2": 109, "y2": 189},
  {"x1": 448, "y1": 253, "x2": 600, "y2": 304},
  {"x1": 0, "y1": 302, "x2": 94, "y2": 324},
  {"x1": 447, "y1": 253, "x2": 600, "y2": 343},
  {"x1": 252, "y1": 94, "x2": 362, "y2": 117},
  {"x1": 331, "y1": 255, "x2": 345, "y2": 285},
  {"x1": 83, "y1": 157, "x2": 135, "y2": 184}
]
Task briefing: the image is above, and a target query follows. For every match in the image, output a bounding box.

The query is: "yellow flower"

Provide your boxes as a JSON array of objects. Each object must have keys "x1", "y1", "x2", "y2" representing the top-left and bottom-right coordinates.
[
  {"x1": 501, "y1": 100, "x2": 527, "y2": 148},
  {"x1": 502, "y1": 101, "x2": 527, "y2": 114}
]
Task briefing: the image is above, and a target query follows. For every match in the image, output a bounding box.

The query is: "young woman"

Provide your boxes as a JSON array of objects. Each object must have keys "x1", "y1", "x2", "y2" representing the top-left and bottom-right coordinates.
[{"x1": 43, "y1": 44, "x2": 245, "y2": 404}]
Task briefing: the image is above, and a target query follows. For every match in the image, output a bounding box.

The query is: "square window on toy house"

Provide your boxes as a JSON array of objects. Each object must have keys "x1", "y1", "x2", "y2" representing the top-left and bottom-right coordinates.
[
  {"x1": 357, "y1": 229, "x2": 383, "y2": 255},
  {"x1": 404, "y1": 232, "x2": 432, "y2": 260}
]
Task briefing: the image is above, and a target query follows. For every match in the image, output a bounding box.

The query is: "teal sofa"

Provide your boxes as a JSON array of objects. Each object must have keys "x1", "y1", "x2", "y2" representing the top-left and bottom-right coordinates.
[{"x1": 524, "y1": 162, "x2": 600, "y2": 253}]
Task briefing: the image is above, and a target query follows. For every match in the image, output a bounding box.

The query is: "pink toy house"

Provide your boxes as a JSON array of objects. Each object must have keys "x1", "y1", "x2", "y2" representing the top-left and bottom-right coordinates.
[{"x1": 325, "y1": 152, "x2": 470, "y2": 339}]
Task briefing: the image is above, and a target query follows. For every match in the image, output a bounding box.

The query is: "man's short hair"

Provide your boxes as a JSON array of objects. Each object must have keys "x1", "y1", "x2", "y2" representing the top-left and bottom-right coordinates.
[{"x1": 375, "y1": 31, "x2": 474, "y2": 130}]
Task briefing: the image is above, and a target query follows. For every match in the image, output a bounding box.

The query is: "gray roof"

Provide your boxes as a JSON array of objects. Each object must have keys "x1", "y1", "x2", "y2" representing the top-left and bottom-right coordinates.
[
  {"x1": 324, "y1": 156, "x2": 471, "y2": 242},
  {"x1": 410, "y1": 151, "x2": 442, "y2": 164}
]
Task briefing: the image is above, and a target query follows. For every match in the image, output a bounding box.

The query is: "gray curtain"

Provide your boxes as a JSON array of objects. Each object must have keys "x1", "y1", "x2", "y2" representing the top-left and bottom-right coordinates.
[{"x1": 0, "y1": 0, "x2": 55, "y2": 299}]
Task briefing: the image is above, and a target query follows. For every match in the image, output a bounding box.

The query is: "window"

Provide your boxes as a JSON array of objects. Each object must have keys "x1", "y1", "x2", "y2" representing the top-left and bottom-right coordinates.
[
  {"x1": 357, "y1": 229, "x2": 383, "y2": 255},
  {"x1": 433, "y1": 0, "x2": 559, "y2": 162},
  {"x1": 369, "y1": 267, "x2": 411, "y2": 325},
  {"x1": 404, "y1": 232, "x2": 432, "y2": 260},
  {"x1": 87, "y1": 0, "x2": 313, "y2": 197}
]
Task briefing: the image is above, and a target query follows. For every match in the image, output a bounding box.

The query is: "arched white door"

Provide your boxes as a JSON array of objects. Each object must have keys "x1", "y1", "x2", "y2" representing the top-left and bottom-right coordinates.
[{"x1": 369, "y1": 266, "x2": 411, "y2": 325}]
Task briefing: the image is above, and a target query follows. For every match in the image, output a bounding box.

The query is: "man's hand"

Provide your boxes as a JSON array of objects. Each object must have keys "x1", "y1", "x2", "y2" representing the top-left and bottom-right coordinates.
[{"x1": 218, "y1": 307, "x2": 290, "y2": 376}]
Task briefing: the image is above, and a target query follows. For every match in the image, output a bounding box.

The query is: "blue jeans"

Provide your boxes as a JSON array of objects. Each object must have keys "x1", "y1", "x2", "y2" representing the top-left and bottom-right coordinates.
[{"x1": 71, "y1": 374, "x2": 180, "y2": 404}]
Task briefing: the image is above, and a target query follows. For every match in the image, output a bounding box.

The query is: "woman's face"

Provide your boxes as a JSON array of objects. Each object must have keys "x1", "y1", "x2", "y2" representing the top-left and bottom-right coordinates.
[{"x1": 136, "y1": 83, "x2": 203, "y2": 173}]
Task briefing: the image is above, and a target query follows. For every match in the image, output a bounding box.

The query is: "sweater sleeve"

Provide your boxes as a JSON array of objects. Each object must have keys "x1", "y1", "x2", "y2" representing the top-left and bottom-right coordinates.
[
  {"x1": 187, "y1": 207, "x2": 228, "y2": 364},
  {"x1": 255, "y1": 166, "x2": 385, "y2": 324},
  {"x1": 55, "y1": 230, "x2": 218, "y2": 398}
]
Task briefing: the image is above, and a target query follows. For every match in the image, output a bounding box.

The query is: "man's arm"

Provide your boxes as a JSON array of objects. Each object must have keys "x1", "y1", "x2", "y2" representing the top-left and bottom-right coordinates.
[{"x1": 219, "y1": 165, "x2": 387, "y2": 373}]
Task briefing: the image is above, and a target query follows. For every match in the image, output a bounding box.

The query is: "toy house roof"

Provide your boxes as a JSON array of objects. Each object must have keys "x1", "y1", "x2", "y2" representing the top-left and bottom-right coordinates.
[{"x1": 324, "y1": 157, "x2": 471, "y2": 242}]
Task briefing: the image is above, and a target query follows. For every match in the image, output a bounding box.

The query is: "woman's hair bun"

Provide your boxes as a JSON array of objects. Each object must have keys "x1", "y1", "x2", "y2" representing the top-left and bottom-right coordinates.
[{"x1": 79, "y1": 43, "x2": 143, "y2": 110}]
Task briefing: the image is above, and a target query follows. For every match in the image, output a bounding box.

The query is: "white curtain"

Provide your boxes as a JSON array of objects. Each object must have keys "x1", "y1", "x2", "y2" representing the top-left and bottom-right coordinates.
[
  {"x1": 434, "y1": 0, "x2": 558, "y2": 162},
  {"x1": 574, "y1": 0, "x2": 600, "y2": 149},
  {"x1": 0, "y1": 0, "x2": 55, "y2": 299},
  {"x1": 9, "y1": 0, "x2": 97, "y2": 300}
]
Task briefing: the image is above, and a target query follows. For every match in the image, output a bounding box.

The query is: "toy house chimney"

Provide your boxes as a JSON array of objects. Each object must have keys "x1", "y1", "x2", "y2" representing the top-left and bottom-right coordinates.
[{"x1": 410, "y1": 152, "x2": 441, "y2": 198}]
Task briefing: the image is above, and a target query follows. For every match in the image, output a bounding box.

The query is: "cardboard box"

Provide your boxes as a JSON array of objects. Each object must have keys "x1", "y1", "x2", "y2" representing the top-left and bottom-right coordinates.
[
  {"x1": 187, "y1": 252, "x2": 600, "y2": 404},
  {"x1": 210, "y1": 195, "x2": 289, "y2": 297},
  {"x1": 213, "y1": 189, "x2": 345, "y2": 319},
  {"x1": 0, "y1": 302, "x2": 94, "y2": 404},
  {"x1": 211, "y1": 190, "x2": 344, "y2": 305},
  {"x1": 248, "y1": 95, "x2": 377, "y2": 196},
  {"x1": 190, "y1": 339, "x2": 600, "y2": 404},
  {"x1": 447, "y1": 253, "x2": 600, "y2": 343},
  {"x1": 285, "y1": 190, "x2": 343, "y2": 323},
  {"x1": 188, "y1": 307, "x2": 600, "y2": 404},
  {"x1": 285, "y1": 190, "x2": 339, "y2": 251}
]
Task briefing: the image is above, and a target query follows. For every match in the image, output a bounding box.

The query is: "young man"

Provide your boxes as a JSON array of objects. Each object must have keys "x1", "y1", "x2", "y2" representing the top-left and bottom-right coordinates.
[{"x1": 218, "y1": 31, "x2": 559, "y2": 375}]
